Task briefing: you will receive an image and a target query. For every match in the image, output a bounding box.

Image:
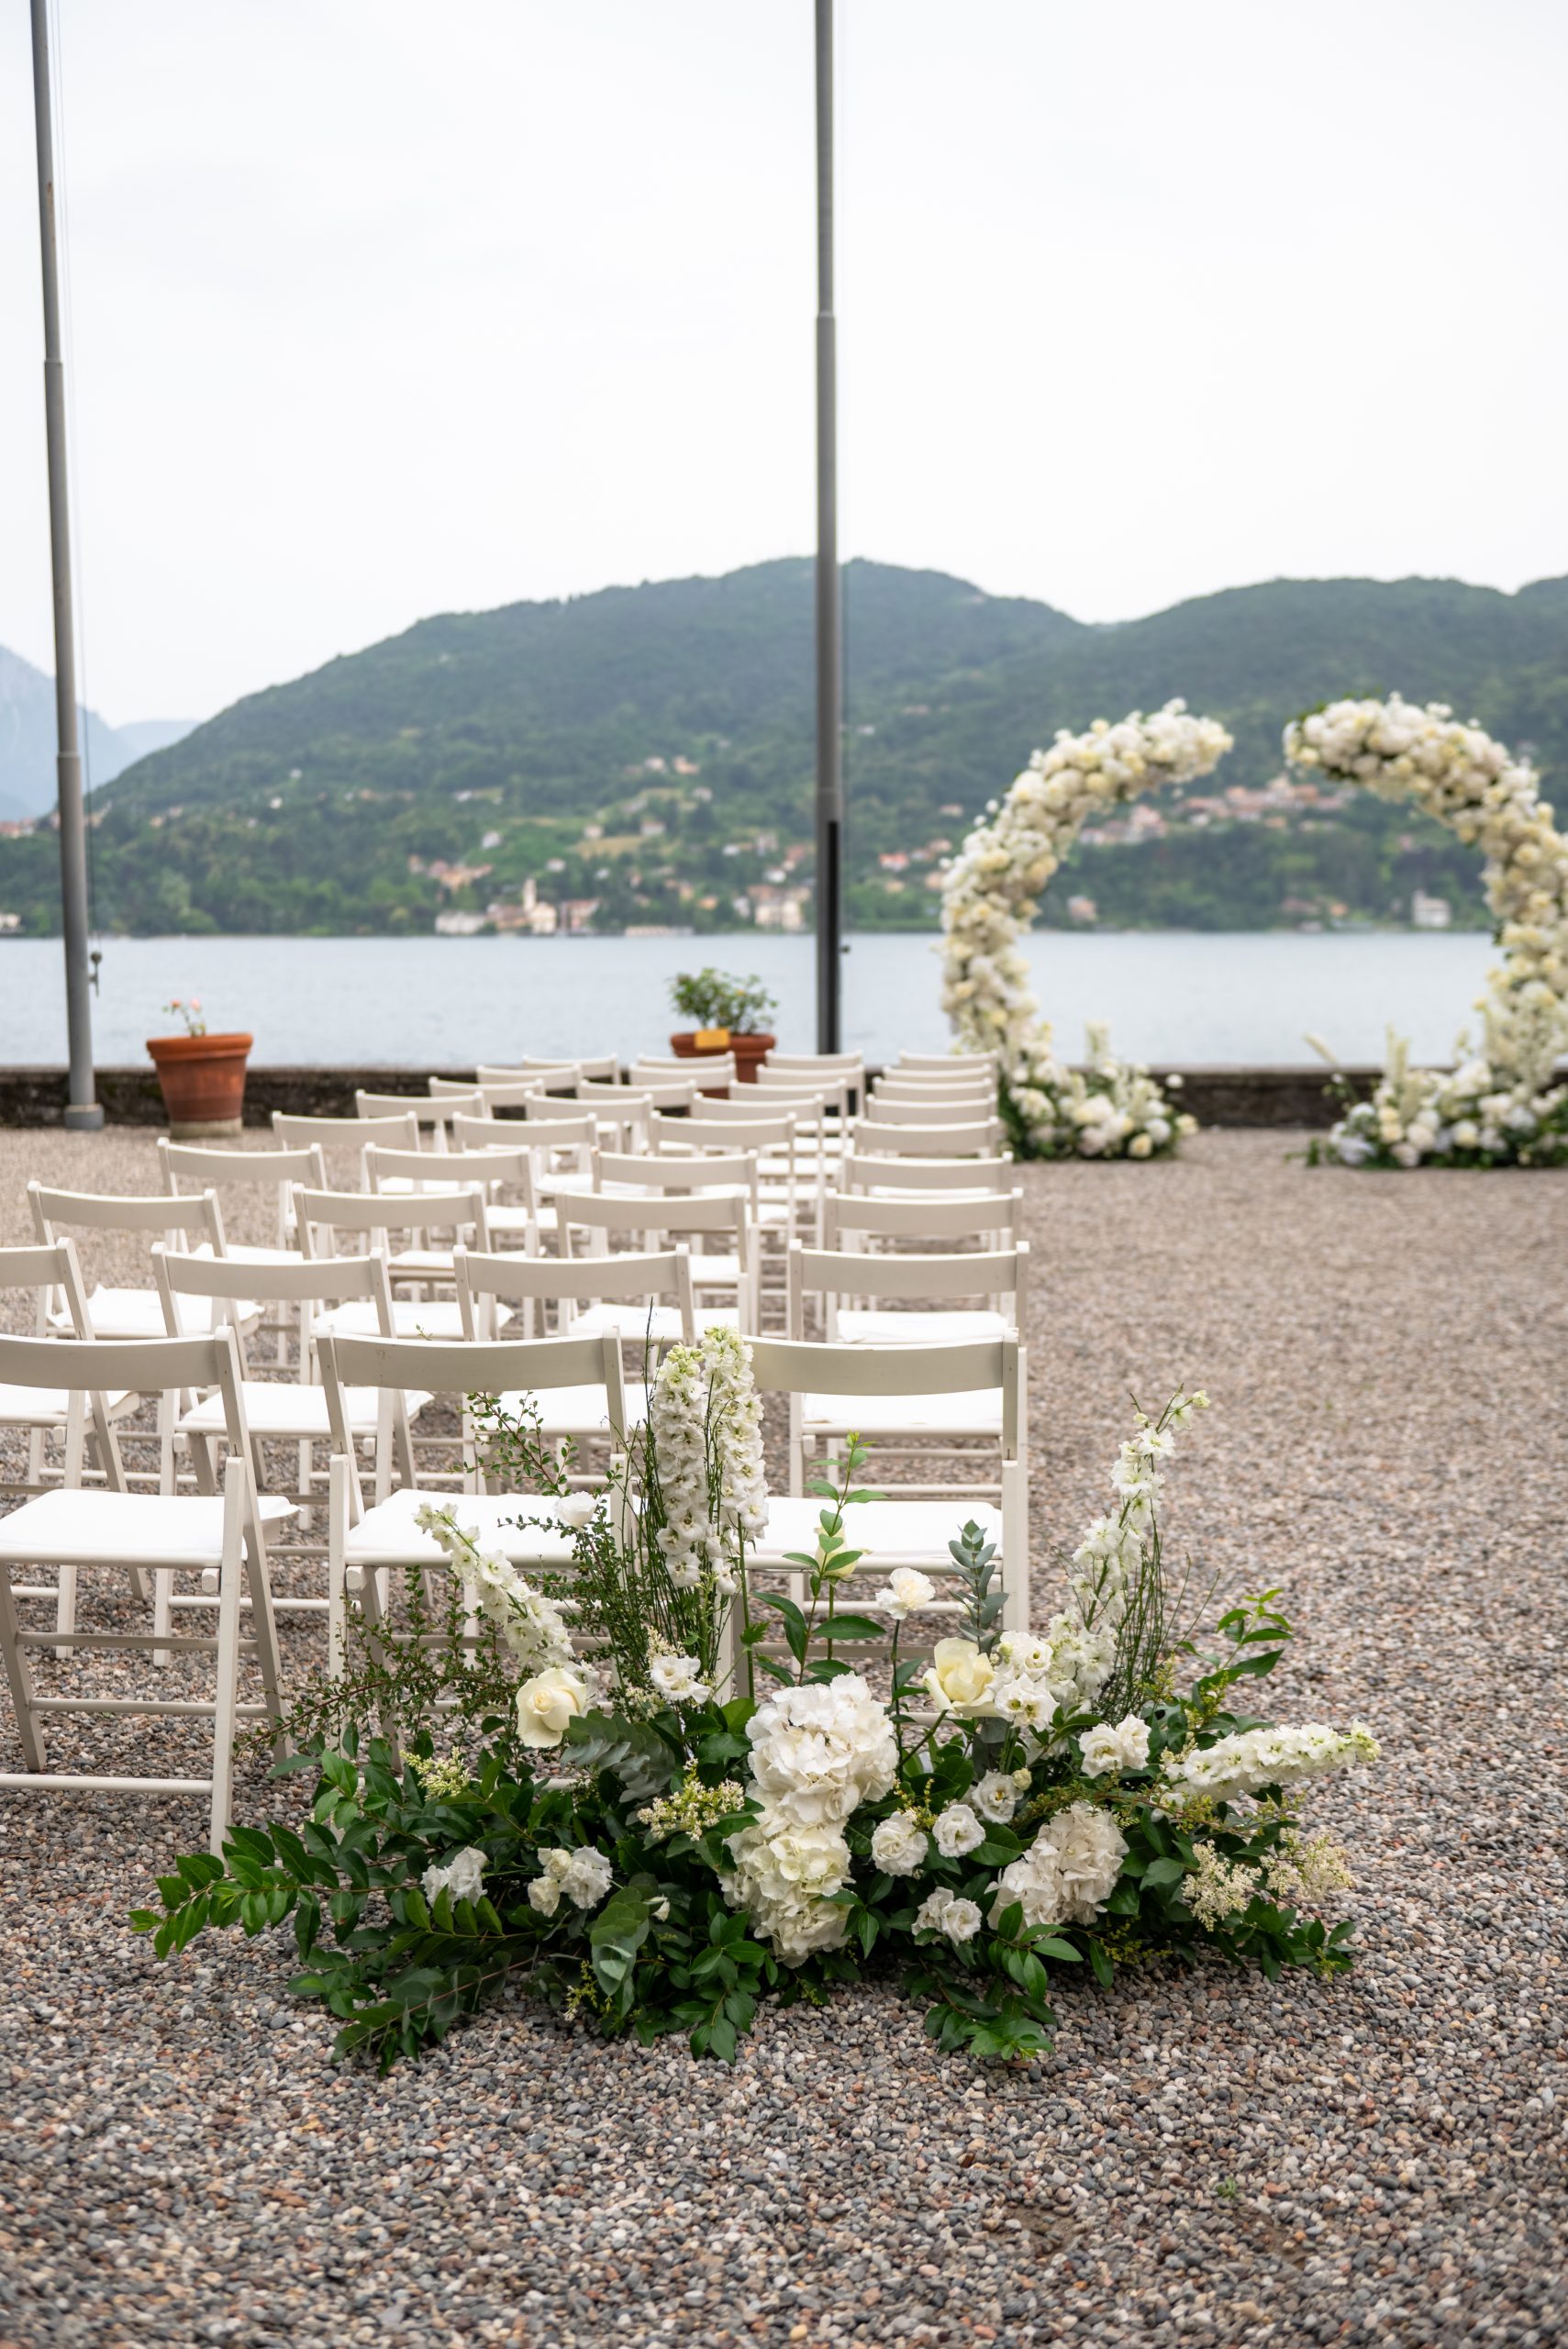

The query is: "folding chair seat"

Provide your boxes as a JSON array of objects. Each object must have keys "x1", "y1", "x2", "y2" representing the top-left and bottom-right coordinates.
[{"x1": 0, "y1": 1329, "x2": 289, "y2": 1851}]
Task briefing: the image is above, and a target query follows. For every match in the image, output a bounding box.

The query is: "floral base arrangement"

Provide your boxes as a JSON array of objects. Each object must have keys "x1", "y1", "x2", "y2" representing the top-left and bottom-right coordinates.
[
  {"x1": 1307, "y1": 1024, "x2": 1568, "y2": 1169},
  {"x1": 135, "y1": 1341, "x2": 1376, "y2": 2070},
  {"x1": 999, "y1": 1021, "x2": 1196, "y2": 1162}
]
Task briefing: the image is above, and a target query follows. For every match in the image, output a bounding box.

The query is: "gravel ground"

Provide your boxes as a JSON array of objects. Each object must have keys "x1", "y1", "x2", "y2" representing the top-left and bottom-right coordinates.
[{"x1": 1, "y1": 1123, "x2": 1564, "y2": 2349}]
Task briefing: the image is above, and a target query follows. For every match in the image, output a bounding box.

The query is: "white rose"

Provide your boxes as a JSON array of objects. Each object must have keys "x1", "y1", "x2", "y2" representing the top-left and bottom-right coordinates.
[
  {"x1": 1128, "y1": 1132, "x2": 1153, "y2": 1159},
  {"x1": 516, "y1": 1665, "x2": 589, "y2": 1748},
  {"x1": 920, "y1": 1639, "x2": 996, "y2": 1716},
  {"x1": 932, "y1": 1801, "x2": 984, "y2": 1858},
  {"x1": 870, "y1": 1812, "x2": 929, "y2": 1876}
]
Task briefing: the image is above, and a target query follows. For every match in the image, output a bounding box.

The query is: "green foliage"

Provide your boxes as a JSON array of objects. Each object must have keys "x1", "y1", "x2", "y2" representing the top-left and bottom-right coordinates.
[{"x1": 669, "y1": 967, "x2": 777, "y2": 1033}]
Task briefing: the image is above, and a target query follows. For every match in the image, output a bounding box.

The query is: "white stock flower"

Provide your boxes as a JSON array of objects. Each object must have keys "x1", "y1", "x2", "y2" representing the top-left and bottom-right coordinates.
[
  {"x1": 422, "y1": 1845, "x2": 486, "y2": 1908},
  {"x1": 932, "y1": 1802, "x2": 985, "y2": 1858},
  {"x1": 650, "y1": 1327, "x2": 768, "y2": 1591},
  {"x1": 871, "y1": 1812, "x2": 930, "y2": 1876}
]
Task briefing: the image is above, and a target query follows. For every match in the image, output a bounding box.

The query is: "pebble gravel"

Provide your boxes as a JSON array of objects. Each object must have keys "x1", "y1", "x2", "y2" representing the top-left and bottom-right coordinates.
[{"x1": 0, "y1": 1122, "x2": 1563, "y2": 2349}]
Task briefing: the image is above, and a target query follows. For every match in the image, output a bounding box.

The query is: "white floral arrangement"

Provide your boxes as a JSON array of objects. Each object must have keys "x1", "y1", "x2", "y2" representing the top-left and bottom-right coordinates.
[
  {"x1": 939, "y1": 702, "x2": 1232, "y2": 1160},
  {"x1": 139, "y1": 1353, "x2": 1377, "y2": 2069},
  {"x1": 1287, "y1": 696, "x2": 1568, "y2": 1163}
]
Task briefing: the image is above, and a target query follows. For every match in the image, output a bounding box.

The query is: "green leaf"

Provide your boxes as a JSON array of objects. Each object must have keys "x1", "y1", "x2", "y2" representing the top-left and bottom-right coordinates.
[
  {"x1": 811, "y1": 1612, "x2": 885, "y2": 1642},
  {"x1": 1142, "y1": 1856, "x2": 1186, "y2": 1892},
  {"x1": 1086, "y1": 1940, "x2": 1115, "y2": 1988}
]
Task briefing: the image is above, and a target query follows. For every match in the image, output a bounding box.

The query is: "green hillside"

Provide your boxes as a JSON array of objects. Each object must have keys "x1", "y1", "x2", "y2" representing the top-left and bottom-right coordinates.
[{"x1": 3, "y1": 558, "x2": 1563, "y2": 936}]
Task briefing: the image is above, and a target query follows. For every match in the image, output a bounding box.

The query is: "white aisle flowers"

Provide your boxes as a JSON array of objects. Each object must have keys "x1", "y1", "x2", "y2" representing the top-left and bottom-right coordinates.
[
  {"x1": 651, "y1": 1327, "x2": 768, "y2": 1593},
  {"x1": 1288, "y1": 697, "x2": 1568, "y2": 1169},
  {"x1": 939, "y1": 702, "x2": 1231, "y2": 1160}
]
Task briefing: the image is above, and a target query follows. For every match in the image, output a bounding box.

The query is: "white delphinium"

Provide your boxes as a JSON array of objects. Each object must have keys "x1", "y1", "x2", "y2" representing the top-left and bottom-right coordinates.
[
  {"x1": 649, "y1": 1652, "x2": 712, "y2": 1707},
  {"x1": 1079, "y1": 1715, "x2": 1152, "y2": 1778},
  {"x1": 651, "y1": 1328, "x2": 767, "y2": 1590},
  {"x1": 414, "y1": 1504, "x2": 575, "y2": 1674},
  {"x1": 870, "y1": 1812, "x2": 930, "y2": 1876},
  {"x1": 528, "y1": 1845, "x2": 614, "y2": 1918},
  {"x1": 932, "y1": 1802, "x2": 985, "y2": 1858},
  {"x1": 1184, "y1": 1841, "x2": 1259, "y2": 1929},
  {"x1": 422, "y1": 1845, "x2": 486, "y2": 1908},
  {"x1": 1159, "y1": 1721, "x2": 1379, "y2": 1809},
  {"x1": 914, "y1": 1889, "x2": 984, "y2": 1944},
  {"x1": 745, "y1": 1675, "x2": 898, "y2": 1827}
]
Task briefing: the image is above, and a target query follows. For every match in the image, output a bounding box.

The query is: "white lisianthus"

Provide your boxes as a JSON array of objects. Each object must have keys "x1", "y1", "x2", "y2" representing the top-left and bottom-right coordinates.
[
  {"x1": 649, "y1": 1652, "x2": 712, "y2": 1706},
  {"x1": 422, "y1": 1845, "x2": 486, "y2": 1908},
  {"x1": 972, "y1": 1772, "x2": 1020, "y2": 1824},
  {"x1": 870, "y1": 1811, "x2": 929, "y2": 1876},
  {"x1": 537, "y1": 1843, "x2": 614, "y2": 1909},
  {"x1": 1079, "y1": 1714, "x2": 1151, "y2": 1778},
  {"x1": 516, "y1": 1665, "x2": 589, "y2": 1749},
  {"x1": 932, "y1": 1801, "x2": 985, "y2": 1858},
  {"x1": 866, "y1": 1565, "x2": 936, "y2": 1620},
  {"x1": 914, "y1": 1888, "x2": 983, "y2": 1944}
]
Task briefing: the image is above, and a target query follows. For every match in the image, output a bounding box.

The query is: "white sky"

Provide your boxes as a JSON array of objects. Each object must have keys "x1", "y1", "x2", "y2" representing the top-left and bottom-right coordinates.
[{"x1": 2, "y1": 0, "x2": 1565, "y2": 726}]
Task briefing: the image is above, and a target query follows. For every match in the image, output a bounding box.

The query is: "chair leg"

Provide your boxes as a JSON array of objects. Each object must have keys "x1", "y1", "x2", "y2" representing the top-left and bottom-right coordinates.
[
  {"x1": 1000, "y1": 1457, "x2": 1029, "y2": 1637},
  {"x1": 208, "y1": 1464, "x2": 244, "y2": 1854},
  {"x1": 328, "y1": 1453, "x2": 349, "y2": 1679},
  {"x1": 0, "y1": 1564, "x2": 47, "y2": 1771},
  {"x1": 153, "y1": 1569, "x2": 174, "y2": 1668}
]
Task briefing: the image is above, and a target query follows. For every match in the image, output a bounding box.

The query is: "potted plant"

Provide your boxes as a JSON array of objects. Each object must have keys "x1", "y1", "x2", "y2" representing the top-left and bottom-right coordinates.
[
  {"x1": 668, "y1": 967, "x2": 776, "y2": 1082},
  {"x1": 146, "y1": 998, "x2": 253, "y2": 1138}
]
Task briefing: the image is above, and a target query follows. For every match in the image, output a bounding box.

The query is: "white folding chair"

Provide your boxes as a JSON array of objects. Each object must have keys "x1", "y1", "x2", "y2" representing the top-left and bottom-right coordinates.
[
  {"x1": 28, "y1": 1182, "x2": 256, "y2": 1342},
  {"x1": 897, "y1": 1050, "x2": 1000, "y2": 1074},
  {"x1": 631, "y1": 1051, "x2": 737, "y2": 1095},
  {"x1": 153, "y1": 1245, "x2": 428, "y2": 1524},
  {"x1": 556, "y1": 1188, "x2": 756, "y2": 1331},
  {"x1": 743, "y1": 1334, "x2": 1029, "y2": 1632},
  {"x1": 317, "y1": 1328, "x2": 627, "y2": 1673},
  {"x1": 840, "y1": 1146, "x2": 1014, "y2": 1191},
  {"x1": 847, "y1": 1113, "x2": 1004, "y2": 1157},
  {"x1": 294, "y1": 1185, "x2": 509, "y2": 1340},
  {"x1": 355, "y1": 1089, "x2": 483, "y2": 1144},
  {"x1": 825, "y1": 1186, "x2": 1025, "y2": 1253},
  {"x1": 454, "y1": 1242, "x2": 694, "y2": 1444},
  {"x1": 159, "y1": 1138, "x2": 328, "y2": 1259},
  {"x1": 514, "y1": 1052, "x2": 620, "y2": 1084},
  {"x1": 788, "y1": 1238, "x2": 1029, "y2": 1345},
  {"x1": 272, "y1": 1109, "x2": 421, "y2": 1193},
  {"x1": 367, "y1": 1141, "x2": 539, "y2": 1249},
  {"x1": 0, "y1": 1327, "x2": 291, "y2": 1850},
  {"x1": 870, "y1": 1075, "x2": 997, "y2": 1108}
]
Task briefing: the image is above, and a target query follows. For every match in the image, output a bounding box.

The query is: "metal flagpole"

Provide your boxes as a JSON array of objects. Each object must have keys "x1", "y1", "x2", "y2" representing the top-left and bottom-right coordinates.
[
  {"x1": 29, "y1": 0, "x2": 102, "y2": 1131},
  {"x1": 813, "y1": 0, "x2": 843, "y2": 1053}
]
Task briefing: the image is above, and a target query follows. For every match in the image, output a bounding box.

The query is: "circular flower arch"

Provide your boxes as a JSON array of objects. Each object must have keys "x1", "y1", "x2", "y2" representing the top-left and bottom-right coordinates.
[
  {"x1": 940, "y1": 702, "x2": 1232, "y2": 1158},
  {"x1": 1285, "y1": 698, "x2": 1568, "y2": 1164}
]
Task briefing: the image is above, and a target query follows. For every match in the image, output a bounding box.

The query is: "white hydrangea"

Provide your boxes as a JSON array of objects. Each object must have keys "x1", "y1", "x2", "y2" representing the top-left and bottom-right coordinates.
[
  {"x1": 940, "y1": 703, "x2": 1230, "y2": 1157},
  {"x1": 422, "y1": 1845, "x2": 486, "y2": 1908},
  {"x1": 870, "y1": 1811, "x2": 930, "y2": 1876},
  {"x1": 989, "y1": 1801, "x2": 1129, "y2": 1931},
  {"x1": 1158, "y1": 1722, "x2": 1379, "y2": 1809},
  {"x1": 723, "y1": 1815, "x2": 852, "y2": 1965},
  {"x1": 746, "y1": 1674, "x2": 898, "y2": 1829}
]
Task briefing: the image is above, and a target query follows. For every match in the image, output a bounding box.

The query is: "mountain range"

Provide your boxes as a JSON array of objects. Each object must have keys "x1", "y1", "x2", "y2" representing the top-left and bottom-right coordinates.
[
  {"x1": 3, "y1": 558, "x2": 1566, "y2": 935},
  {"x1": 0, "y1": 642, "x2": 194, "y2": 826}
]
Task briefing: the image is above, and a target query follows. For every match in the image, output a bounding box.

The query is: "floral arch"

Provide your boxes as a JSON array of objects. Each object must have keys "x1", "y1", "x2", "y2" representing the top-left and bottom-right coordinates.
[{"x1": 940, "y1": 696, "x2": 1568, "y2": 1166}]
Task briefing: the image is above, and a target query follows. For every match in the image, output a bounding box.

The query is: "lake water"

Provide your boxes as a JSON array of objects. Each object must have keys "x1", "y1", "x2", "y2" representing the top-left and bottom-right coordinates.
[{"x1": 0, "y1": 930, "x2": 1500, "y2": 1067}]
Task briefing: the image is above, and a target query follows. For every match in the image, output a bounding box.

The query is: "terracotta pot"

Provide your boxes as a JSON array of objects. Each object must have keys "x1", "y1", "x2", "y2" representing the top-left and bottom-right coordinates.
[
  {"x1": 146, "y1": 1032, "x2": 253, "y2": 1137},
  {"x1": 668, "y1": 1030, "x2": 775, "y2": 1086}
]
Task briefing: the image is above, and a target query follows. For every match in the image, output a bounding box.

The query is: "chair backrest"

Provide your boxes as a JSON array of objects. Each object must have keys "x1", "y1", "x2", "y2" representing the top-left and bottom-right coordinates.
[
  {"x1": 632, "y1": 1052, "x2": 737, "y2": 1090},
  {"x1": 153, "y1": 1240, "x2": 396, "y2": 1341},
  {"x1": 594, "y1": 1148, "x2": 759, "y2": 1212},
  {"x1": 292, "y1": 1183, "x2": 493, "y2": 1254},
  {"x1": 651, "y1": 1108, "x2": 799, "y2": 1153},
  {"x1": 589, "y1": 1072, "x2": 698, "y2": 1110},
  {"x1": 159, "y1": 1138, "x2": 328, "y2": 1194},
  {"x1": 862, "y1": 1094, "x2": 1000, "y2": 1127},
  {"x1": 453, "y1": 1242, "x2": 695, "y2": 1342},
  {"x1": 450, "y1": 1109, "x2": 567, "y2": 1157},
  {"x1": 897, "y1": 1050, "x2": 999, "y2": 1072},
  {"x1": 516, "y1": 1052, "x2": 620, "y2": 1083},
  {"x1": 516, "y1": 1098, "x2": 605, "y2": 1139},
  {"x1": 273, "y1": 1109, "x2": 421, "y2": 1156},
  {"x1": 825, "y1": 1187, "x2": 1023, "y2": 1247},
  {"x1": 0, "y1": 1235, "x2": 94, "y2": 1339},
  {"x1": 871, "y1": 1074, "x2": 997, "y2": 1103},
  {"x1": 479, "y1": 1078, "x2": 560, "y2": 1114},
  {"x1": 747, "y1": 1333, "x2": 1021, "y2": 1460},
  {"x1": 555, "y1": 1188, "x2": 751, "y2": 1286},
  {"x1": 355, "y1": 1088, "x2": 482, "y2": 1131},
  {"x1": 366, "y1": 1141, "x2": 539, "y2": 1218},
  {"x1": 317, "y1": 1327, "x2": 628, "y2": 1511},
  {"x1": 767, "y1": 1052, "x2": 863, "y2": 1075},
  {"x1": 838, "y1": 1151, "x2": 1018, "y2": 1195},
  {"x1": 29, "y1": 1180, "x2": 227, "y2": 1254},
  {"x1": 844, "y1": 1117, "x2": 1003, "y2": 1158},
  {"x1": 787, "y1": 1240, "x2": 1028, "y2": 1339}
]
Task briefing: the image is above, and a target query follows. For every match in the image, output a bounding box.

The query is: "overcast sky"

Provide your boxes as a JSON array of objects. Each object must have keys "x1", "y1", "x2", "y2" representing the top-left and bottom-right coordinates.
[{"x1": 2, "y1": 0, "x2": 1566, "y2": 726}]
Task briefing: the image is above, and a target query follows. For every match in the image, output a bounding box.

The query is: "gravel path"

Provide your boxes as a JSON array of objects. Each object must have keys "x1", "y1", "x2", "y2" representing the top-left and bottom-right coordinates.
[{"x1": 1, "y1": 1124, "x2": 1563, "y2": 2349}]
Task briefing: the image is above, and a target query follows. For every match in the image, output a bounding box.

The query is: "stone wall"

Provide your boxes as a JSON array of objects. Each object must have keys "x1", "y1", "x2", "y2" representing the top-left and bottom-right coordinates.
[{"x1": 0, "y1": 1063, "x2": 1365, "y2": 1130}]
